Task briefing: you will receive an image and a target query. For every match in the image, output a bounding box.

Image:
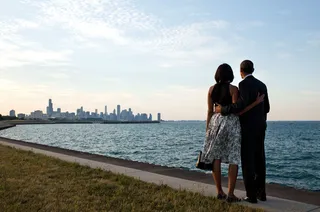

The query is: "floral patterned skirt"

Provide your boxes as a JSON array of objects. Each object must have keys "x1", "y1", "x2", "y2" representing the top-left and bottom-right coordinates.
[{"x1": 200, "y1": 113, "x2": 241, "y2": 168}]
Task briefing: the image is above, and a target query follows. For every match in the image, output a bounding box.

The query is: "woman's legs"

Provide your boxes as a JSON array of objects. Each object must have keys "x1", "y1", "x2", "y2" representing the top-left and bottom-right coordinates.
[
  {"x1": 227, "y1": 164, "x2": 238, "y2": 195},
  {"x1": 226, "y1": 164, "x2": 241, "y2": 202},
  {"x1": 212, "y1": 159, "x2": 226, "y2": 196}
]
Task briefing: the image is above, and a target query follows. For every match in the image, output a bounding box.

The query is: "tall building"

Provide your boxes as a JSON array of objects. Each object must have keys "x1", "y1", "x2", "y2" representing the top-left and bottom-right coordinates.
[
  {"x1": 105, "y1": 105, "x2": 108, "y2": 115},
  {"x1": 47, "y1": 99, "x2": 53, "y2": 117},
  {"x1": 140, "y1": 113, "x2": 148, "y2": 121},
  {"x1": 149, "y1": 114, "x2": 152, "y2": 121},
  {"x1": 57, "y1": 108, "x2": 61, "y2": 114},
  {"x1": 157, "y1": 113, "x2": 161, "y2": 122},
  {"x1": 32, "y1": 110, "x2": 43, "y2": 119},
  {"x1": 128, "y1": 108, "x2": 133, "y2": 121},
  {"x1": 17, "y1": 113, "x2": 25, "y2": 119},
  {"x1": 117, "y1": 105, "x2": 121, "y2": 120},
  {"x1": 9, "y1": 110, "x2": 16, "y2": 117}
]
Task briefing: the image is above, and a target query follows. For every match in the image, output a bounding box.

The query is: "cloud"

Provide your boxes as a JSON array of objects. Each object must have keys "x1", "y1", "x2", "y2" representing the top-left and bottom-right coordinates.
[
  {"x1": 29, "y1": 0, "x2": 233, "y2": 67},
  {"x1": 32, "y1": 0, "x2": 157, "y2": 45},
  {"x1": 307, "y1": 38, "x2": 320, "y2": 47},
  {"x1": 306, "y1": 32, "x2": 320, "y2": 47},
  {"x1": 134, "y1": 21, "x2": 232, "y2": 66},
  {"x1": 0, "y1": 19, "x2": 73, "y2": 69},
  {"x1": 0, "y1": 49, "x2": 73, "y2": 68}
]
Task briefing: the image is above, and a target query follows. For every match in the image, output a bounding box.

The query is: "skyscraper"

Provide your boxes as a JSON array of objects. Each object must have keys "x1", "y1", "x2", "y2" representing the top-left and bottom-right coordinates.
[
  {"x1": 105, "y1": 105, "x2": 108, "y2": 115},
  {"x1": 117, "y1": 105, "x2": 120, "y2": 120},
  {"x1": 9, "y1": 110, "x2": 16, "y2": 117},
  {"x1": 47, "y1": 99, "x2": 53, "y2": 117},
  {"x1": 157, "y1": 113, "x2": 161, "y2": 122}
]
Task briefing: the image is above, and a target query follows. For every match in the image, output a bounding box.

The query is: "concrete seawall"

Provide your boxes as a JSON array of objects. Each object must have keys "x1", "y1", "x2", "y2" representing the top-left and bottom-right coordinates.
[{"x1": 0, "y1": 121, "x2": 16, "y2": 130}]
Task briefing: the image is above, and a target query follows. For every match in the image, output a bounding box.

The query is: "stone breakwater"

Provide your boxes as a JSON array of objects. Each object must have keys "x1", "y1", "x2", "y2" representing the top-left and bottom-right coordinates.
[{"x1": 0, "y1": 121, "x2": 16, "y2": 130}]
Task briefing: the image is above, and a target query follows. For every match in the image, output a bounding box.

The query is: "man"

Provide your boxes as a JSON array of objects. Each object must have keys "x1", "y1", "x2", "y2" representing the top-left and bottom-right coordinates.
[{"x1": 215, "y1": 60, "x2": 270, "y2": 203}]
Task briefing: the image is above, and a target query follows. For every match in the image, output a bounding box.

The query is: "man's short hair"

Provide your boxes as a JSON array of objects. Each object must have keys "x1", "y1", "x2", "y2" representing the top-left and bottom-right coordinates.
[{"x1": 240, "y1": 60, "x2": 254, "y2": 74}]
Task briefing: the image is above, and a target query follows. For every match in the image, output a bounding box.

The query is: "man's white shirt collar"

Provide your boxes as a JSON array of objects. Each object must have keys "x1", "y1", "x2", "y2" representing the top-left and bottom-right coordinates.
[{"x1": 243, "y1": 74, "x2": 252, "y2": 80}]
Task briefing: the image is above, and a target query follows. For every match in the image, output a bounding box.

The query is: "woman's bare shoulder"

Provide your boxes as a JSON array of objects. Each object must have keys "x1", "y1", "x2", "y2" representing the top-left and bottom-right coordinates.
[
  {"x1": 229, "y1": 84, "x2": 239, "y2": 94},
  {"x1": 229, "y1": 84, "x2": 238, "y2": 90},
  {"x1": 208, "y1": 85, "x2": 215, "y2": 94}
]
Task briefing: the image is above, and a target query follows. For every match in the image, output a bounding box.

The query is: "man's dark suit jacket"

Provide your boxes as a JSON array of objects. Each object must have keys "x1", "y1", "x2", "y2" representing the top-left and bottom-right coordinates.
[{"x1": 221, "y1": 75, "x2": 270, "y2": 129}]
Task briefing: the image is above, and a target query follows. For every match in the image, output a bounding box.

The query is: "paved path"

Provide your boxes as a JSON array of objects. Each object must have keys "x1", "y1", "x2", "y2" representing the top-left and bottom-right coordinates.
[{"x1": 0, "y1": 137, "x2": 319, "y2": 212}]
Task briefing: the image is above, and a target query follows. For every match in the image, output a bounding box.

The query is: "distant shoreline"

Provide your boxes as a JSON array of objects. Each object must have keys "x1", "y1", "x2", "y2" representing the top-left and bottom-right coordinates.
[
  {"x1": 102, "y1": 120, "x2": 160, "y2": 124},
  {"x1": 0, "y1": 120, "x2": 160, "y2": 125},
  {"x1": 1, "y1": 120, "x2": 319, "y2": 128}
]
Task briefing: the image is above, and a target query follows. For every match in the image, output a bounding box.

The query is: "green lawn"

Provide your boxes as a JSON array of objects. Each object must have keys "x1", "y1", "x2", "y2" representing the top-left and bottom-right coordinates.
[{"x1": 0, "y1": 144, "x2": 263, "y2": 212}]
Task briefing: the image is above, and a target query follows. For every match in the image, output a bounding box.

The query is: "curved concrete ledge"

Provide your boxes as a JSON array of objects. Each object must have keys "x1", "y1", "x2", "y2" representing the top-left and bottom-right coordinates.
[
  {"x1": 0, "y1": 137, "x2": 319, "y2": 212},
  {"x1": 0, "y1": 122, "x2": 16, "y2": 130}
]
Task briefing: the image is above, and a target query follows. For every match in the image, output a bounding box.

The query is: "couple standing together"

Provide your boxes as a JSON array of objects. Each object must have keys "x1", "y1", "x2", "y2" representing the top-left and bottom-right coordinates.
[{"x1": 196, "y1": 60, "x2": 270, "y2": 204}]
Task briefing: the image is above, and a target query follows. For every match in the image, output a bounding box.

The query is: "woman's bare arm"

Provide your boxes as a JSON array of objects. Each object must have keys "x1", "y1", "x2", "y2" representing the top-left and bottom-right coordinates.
[
  {"x1": 230, "y1": 85, "x2": 239, "y2": 104},
  {"x1": 229, "y1": 85, "x2": 264, "y2": 116},
  {"x1": 206, "y1": 86, "x2": 214, "y2": 131},
  {"x1": 237, "y1": 93, "x2": 265, "y2": 115}
]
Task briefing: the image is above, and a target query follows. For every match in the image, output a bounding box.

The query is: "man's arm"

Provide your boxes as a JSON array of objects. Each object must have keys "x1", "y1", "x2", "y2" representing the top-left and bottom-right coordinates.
[
  {"x1": 264, "y1": 89, "x2": 270, "y2": 114},
  {"x1": 221, "y1": 81, "x2": 251, "y2": 115}
]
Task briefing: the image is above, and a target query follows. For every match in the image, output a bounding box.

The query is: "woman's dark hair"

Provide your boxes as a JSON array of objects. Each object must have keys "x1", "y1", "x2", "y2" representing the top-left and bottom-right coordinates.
[
  {"x1": 211, "y1": 63, "x2": 234, "y2": 105},
  {"x1": 214, "y1": 63, "x2": 234, "y2": 83}
]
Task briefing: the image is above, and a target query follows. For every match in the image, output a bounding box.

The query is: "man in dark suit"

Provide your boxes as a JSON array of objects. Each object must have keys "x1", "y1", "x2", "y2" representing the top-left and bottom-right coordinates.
[{"x1": 215, "y1": 60, "x2": 270, "y2": 203}]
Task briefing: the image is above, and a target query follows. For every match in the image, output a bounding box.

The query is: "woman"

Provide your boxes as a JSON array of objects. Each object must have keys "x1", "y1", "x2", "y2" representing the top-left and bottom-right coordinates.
[{"x1": 196, "y1": 63, "x2": 264, "y2": 202}]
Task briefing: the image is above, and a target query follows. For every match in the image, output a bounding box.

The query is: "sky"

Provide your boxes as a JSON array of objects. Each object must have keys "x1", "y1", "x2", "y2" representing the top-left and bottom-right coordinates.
[{"x1": 0, "y1": 0, "x2": 320, "y2": 121}]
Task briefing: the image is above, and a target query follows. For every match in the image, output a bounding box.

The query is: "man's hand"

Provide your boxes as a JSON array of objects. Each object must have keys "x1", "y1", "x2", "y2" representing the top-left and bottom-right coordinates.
[{"x1": 214, "y1": 104, "x2": 222, "y2": 113}]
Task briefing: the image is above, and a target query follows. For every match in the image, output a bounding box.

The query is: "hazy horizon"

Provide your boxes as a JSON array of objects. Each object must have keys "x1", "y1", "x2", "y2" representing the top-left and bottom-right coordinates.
[{"x1": 1, "y1": 1, "x2": 319, "y2": 121}]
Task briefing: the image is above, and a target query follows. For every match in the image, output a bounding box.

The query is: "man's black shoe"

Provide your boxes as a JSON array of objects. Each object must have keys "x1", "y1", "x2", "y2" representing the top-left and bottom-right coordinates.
[
  {"x1": 243, "y1": 197, "x2": 258, "y2": 203},
  {"x1": 257, "y1": 195, "x2": 267, "y2": 201},
  {"x1": 257, "y1": 191, "x2": 267, "y2": 201}
]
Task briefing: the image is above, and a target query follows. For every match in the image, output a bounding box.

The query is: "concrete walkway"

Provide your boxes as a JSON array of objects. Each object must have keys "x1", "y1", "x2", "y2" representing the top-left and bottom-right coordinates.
[{"x1": 0, "y1": 138, "x2": 319, "y2": 212}]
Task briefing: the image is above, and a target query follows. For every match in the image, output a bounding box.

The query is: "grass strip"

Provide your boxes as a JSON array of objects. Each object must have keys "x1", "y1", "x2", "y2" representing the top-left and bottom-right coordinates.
[{"x1": 0, "y1": 144, "x2": 263, "y2": 212}]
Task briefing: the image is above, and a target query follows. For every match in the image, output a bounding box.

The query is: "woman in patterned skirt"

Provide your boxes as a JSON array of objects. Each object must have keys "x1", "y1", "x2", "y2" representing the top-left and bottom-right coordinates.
[{"x1": 196, "y1": 63, "x2": 264, "y2": 202}]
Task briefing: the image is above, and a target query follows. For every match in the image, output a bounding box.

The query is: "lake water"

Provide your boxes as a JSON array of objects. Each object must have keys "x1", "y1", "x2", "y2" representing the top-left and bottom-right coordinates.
[{"x1": 0, "y1": 121, "x2": 319, "y2": 191}]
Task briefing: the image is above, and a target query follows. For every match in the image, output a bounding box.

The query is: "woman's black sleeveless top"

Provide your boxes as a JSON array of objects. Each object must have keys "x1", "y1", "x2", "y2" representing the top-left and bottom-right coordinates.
[{"x1": 211, "y1": 82, "x2": 232, "y2": 106}]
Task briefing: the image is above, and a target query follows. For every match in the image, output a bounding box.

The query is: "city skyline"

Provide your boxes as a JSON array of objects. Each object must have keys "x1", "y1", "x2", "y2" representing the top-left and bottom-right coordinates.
[
  {"x1": 6, "y1": 99, "x2": 161, "y2": 122},
  {"x1": 1, "y1": 1, "x2": 320, "y2": 121}
]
